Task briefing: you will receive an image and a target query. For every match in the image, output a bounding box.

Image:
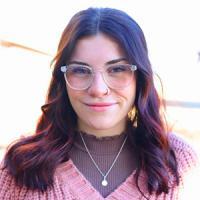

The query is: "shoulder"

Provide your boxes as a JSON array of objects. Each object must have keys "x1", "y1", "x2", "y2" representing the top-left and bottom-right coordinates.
[
  {"x1": 168, "y1": 132, "x2": 199, "y2": 173},
  {"x1": 0, "y1": 161, "x2": 36, "y2": 199},
  {"x1": 0, "y1": 160, "x2": 73, "y2": 200},
  {"x1": 0, "y1": 161, "x2": 19, "y2": 199},
  {"x1": 168, "y1": 133, "x2": 200, "y2": 199}
]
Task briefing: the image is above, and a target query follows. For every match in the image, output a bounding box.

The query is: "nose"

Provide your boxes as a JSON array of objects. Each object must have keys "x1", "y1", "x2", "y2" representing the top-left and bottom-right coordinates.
[{"x1": 87, "y1": 72, "x2": 110, "y2": 97}]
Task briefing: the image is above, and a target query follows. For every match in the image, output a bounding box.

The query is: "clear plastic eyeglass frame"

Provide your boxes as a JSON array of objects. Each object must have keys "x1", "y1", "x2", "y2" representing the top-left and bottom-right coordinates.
[{"x1": 60, "y1": 64, "x2": 137, "y2": 90}]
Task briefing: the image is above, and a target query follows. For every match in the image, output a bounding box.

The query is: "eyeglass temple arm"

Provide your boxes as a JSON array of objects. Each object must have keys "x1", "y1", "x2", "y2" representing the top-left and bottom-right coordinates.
[
  {"x1": 131, "y1": 65, "x2": 137, "y2": 71},
  {"x1": 61, "y1": 66, "x2": 67, "y2": 73}
]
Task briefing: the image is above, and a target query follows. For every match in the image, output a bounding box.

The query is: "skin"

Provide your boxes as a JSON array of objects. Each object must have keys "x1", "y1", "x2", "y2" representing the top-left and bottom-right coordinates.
[{"x1": 66, "y1": 33, "x2": 136, "y2": 137}]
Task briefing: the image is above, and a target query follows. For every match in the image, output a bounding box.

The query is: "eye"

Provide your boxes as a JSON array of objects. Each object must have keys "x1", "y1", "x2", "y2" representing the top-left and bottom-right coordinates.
[
  {"x1": 107, "y1": 65, "x2": 129, "y2": 73},
  {"x1": 69, "y1": 65, "x2": 91, "y2": 75}
]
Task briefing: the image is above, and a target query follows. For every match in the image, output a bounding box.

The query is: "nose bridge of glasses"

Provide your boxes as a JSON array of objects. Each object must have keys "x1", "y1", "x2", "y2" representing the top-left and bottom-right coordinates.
[
  {"x1": 91, "y1": 67, "x2": 105, "y2": 74},
  {"x1": 90, "y1": 68, "x2": 110, "y2": 88}
]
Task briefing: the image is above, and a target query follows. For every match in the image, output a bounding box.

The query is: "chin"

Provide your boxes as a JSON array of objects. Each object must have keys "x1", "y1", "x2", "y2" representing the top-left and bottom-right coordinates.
[
  {"x1": 89, "y1": 124, "x2": 112, "y2": 131},
  {"x1": 79, "y1": 116, "x2": 125, "y2": 133},
  {"x1": 88, "y1": 121, "x2": 124, "y2": 134}
]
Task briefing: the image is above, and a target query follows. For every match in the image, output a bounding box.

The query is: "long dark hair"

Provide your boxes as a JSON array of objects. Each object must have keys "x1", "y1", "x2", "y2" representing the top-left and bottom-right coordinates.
[{"x1": 3, "y1": 7, "x2": 179, "y2": 197}]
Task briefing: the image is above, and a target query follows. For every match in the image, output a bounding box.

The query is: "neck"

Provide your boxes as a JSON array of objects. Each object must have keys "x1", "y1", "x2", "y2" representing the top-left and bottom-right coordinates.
[
  {"x1": 78, "y1": 120, "x2": 127, "y2": 138},
  {"x1": 73, "y1": 131, "x2": 129, "y2": 155}
]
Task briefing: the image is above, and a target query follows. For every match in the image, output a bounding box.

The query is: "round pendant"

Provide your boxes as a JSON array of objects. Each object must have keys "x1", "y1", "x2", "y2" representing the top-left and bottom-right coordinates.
[{"x1": 102, "y1": 179, "x2": 108, "y2": 186}]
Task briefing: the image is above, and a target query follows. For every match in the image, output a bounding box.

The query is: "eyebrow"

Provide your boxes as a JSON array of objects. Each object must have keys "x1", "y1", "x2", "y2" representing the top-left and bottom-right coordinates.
[{"x1": 68, "y1": 58, "x2": 127, "y2": 66}]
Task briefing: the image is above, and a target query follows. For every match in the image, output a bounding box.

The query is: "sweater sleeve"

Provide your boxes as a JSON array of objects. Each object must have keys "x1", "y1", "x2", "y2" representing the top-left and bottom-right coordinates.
[{"x1": 169, "y1": 133, "x2": 200, "y2": 200}]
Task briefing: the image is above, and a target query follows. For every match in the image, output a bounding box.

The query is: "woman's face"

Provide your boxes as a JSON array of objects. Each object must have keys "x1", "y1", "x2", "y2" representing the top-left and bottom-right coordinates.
[{"x1": 66, "y1": 34, "x2": 136, "y2": 137}]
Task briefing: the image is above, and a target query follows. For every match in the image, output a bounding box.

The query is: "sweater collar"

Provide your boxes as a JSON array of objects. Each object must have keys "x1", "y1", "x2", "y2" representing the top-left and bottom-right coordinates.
[{"x1": 73, "y1": 131, "x2": 131, "y2": 155}]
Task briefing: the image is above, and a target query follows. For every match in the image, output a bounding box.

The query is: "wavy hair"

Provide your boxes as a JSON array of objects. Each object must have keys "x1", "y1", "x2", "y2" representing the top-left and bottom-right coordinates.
[{"x1": 3, "y1": 7, "x2": 179, "y2": 197}]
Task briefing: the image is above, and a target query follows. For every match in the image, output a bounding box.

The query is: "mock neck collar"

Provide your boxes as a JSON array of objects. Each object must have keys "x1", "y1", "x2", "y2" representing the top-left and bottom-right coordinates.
[{"x1": 73, "y1": 131, "x2": 132, "y2": 155}]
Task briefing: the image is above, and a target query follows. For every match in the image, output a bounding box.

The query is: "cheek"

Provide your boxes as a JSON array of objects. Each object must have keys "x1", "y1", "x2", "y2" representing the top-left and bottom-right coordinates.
[
  {"x1": 66, "y1": 87, "x2": 78, "y2": 108},
  {"x1": 66, "y1": 84, "x2": 81, "y2": 99},
  {"x1": 66, "y1": 87, "x2": 84, "y2": 113},
  {"x1": 115, "y1": 87, "x2": 136, "y2": 118},
  {"x1": 123, "y1": 81, "x2": 136, "y2": 107}
]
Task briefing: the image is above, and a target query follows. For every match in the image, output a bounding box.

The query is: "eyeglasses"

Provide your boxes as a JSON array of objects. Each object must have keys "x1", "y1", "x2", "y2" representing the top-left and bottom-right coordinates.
[{"x1": 60, "y1": 63, "x2": 137, "y2": 90}]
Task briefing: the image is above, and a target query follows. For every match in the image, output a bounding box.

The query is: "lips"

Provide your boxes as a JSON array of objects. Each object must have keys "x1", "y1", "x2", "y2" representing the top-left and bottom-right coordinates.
[
  {"x1": 84, "y1": 102, "x2": 117, "y2": 111},
  {"x1": 86, "y1": 103, "x2": 115, "y2": 106}
]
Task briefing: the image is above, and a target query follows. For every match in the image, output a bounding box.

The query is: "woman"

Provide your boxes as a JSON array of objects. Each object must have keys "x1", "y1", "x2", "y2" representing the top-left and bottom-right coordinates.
[{"x1": 0, "y1": 7, "x2": 199, "y2": 200}]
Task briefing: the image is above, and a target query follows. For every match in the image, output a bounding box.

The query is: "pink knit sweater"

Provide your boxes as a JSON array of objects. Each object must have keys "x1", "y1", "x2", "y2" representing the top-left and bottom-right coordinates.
[{"x1": 0, "y1": 134, "x2": 200, "y2": 200}]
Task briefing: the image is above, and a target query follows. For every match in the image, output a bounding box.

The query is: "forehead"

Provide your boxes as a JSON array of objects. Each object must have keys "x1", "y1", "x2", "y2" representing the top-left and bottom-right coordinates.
[{"x1": 69, "y1": 33, "x2": 126, "y2": 66}]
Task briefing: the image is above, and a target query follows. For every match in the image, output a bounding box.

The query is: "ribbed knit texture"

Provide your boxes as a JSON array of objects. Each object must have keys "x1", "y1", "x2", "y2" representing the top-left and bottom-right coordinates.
[
  {"x1": 68, "y1": 132, "x2": 137, "y2": 197},
  {"x1": 0, "y1": 133, "x2": 200, "y2": 200}
]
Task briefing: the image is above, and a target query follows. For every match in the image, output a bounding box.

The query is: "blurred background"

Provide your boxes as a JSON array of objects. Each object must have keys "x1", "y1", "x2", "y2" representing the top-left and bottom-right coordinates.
[{"x1": 0, "y1": 0, "x2": 200, "y2": 159}]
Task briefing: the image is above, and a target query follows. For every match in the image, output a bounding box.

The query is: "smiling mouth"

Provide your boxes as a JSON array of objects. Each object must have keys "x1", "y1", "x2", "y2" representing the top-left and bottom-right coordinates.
[
  {"x1": 84, "y1": 102, "x2": 116, "y2": 111},
  {"x1": 85, "y1": 102, "x2": 117, "y2": 106}
]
